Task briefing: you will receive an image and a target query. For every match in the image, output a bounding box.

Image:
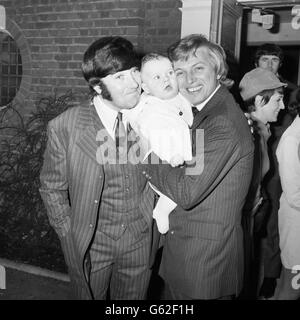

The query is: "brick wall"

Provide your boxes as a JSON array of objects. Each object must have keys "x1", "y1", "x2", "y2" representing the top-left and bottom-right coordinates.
[
  {"x1": 0, "y1": 0, "x2": 182, "y2": 115},
  {"x1": 143, "y1": 0, "x2": 182, "y2": 55}
]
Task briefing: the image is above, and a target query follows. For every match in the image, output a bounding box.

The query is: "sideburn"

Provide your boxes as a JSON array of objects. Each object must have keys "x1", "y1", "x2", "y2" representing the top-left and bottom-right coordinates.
[{"x1": 99, "y1": 81, "x2": 112, "y2": 101}]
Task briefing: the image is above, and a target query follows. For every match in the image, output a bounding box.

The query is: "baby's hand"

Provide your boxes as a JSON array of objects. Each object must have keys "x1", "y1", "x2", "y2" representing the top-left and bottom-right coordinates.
[{"x1": 169, "y1": 154, "x2": 185, "y2": 167}]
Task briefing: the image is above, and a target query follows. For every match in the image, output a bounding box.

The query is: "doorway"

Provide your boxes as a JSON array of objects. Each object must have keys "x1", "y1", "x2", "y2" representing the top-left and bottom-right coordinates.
[{"x1": 239, "y1": 44, "x2": 300, "y2": 86}]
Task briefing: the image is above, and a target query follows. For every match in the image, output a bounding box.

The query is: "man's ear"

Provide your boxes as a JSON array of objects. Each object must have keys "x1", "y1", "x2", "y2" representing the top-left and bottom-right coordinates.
[
  {"x1": 141, "y1": 82, "x2": 150, "y2": 94},
  {"x1": 93, "y1": 85, "x2": 102, "y2": 95}
]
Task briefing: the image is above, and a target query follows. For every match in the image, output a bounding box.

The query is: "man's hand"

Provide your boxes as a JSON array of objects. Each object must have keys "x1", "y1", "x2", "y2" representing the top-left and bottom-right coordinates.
[
  {"x1": 169, "y1": 154, "x2": 185, "y2": 167},
  {"x1": 259, "y1": 277, "x2": 277, "y2": 299}
]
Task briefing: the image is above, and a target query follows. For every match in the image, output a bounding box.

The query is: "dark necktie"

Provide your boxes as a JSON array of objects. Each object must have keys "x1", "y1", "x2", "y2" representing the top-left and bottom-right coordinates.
[
  {"x1": 115, "y1": 112, "x2": 126, "y2": 158},
  {"x1": 192, "y1": 107, "x2": 199, "y2": 117}
]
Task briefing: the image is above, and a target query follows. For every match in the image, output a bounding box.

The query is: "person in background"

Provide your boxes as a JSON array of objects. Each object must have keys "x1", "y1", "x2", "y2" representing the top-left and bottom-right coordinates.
[
  {"x1": 254, "y1": 43, "x2": 299, "y2": 299},
  {"x1": 254, "y1": 43, "x2": 298, "y2": 100},
  {"x1": 39, "y1": 36, "x2": 156, "y2": 300},
  {"x1": 124, "y1": 53, "x2": 193, "y2": 234},
  {"x1": 140, "y1": 34, "x2": 254, "y2": 300},
  {"x1": 274, "y1": 88, "x2": 300, "y2": 300},
  {"x1": 239, "y1": 67, "x2": 286, "y2": 299}
]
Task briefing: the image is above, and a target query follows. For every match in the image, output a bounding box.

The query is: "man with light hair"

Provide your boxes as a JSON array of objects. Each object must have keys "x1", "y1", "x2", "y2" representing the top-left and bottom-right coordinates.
[{"x1": 141, "y1": 34, "x2": 254, "y2": 300}]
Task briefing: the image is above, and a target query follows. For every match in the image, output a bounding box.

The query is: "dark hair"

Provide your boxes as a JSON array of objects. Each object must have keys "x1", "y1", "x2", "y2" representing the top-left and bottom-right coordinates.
[
  {"x1": 97, "y1": 81, "x2": 112, "y2": 100},
  {"x1": 243, "y1": 88, "x2": 283, "y2": 112},
  {"x1": 167, "y1": 34, "x2": 228, "y2": 81},
  {"x1": 288, "y1": 88, "x2": 300, "y2": 116},
  {"x1": 81, "y1": 36, "x2": 140, "y2": 95},
  {"x1": 254, "y1": 43, "x2": 284, "y2": 66}
]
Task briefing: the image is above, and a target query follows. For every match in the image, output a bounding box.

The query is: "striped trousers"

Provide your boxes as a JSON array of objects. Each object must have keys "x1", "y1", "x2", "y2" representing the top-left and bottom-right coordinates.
[{"x1": 88, "y1": 228, "x2": 152, "y2": 300}]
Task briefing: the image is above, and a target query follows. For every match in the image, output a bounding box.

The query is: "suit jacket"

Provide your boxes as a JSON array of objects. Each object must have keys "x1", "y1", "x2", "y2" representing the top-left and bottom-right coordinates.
[
  {"x1": 39, "y1": 102, "x2": 155, "y2": 299},
  {"x1": 143, "y1": 85, "x2": 254, "y2": 299}
]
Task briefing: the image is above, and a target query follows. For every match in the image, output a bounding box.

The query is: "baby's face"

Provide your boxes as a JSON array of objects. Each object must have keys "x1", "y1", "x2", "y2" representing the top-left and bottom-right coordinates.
[{"x1": 141, "y1": 58, "x2": 178, "y2": 99}]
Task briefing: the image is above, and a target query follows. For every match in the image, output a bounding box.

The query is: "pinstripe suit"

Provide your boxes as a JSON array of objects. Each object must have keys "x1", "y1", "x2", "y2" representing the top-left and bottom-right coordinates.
[
  {"x1": 39, "y1": 102, "x2": 155, "y2": 299},
  {"x1": 143, "y1": 86, "x2": 254, "y2": 299}
]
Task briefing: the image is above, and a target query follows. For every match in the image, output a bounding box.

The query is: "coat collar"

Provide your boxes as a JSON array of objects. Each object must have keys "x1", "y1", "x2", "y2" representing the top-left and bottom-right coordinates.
[
  {"x1": 191, "y1": 85, "x2": 229, "y2": 129},
  {"x1": 76, "y1": 100, "x2": 104, "y2": 133},
  {"x1": 76, "y1": 101, "x2": 109, "y2": 165}
]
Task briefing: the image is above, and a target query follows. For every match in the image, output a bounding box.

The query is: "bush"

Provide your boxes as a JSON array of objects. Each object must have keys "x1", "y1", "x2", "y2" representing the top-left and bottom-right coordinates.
[{"x1": 0, "y1": 92, "x2": 74, "y2": 272}]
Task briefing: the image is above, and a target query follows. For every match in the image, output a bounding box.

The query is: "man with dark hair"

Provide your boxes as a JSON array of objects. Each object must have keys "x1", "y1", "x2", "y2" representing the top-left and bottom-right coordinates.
[
  {"x1": 254, "y1": 43, "x2": 284, "y2": 74},
  {"x1": 141, "y1": 34, "x2": 254, "y2": 300},
  {"x1": 254, "y1": 43, "x2": 298, "y2": 102},
  {"x1": 254, "y1": 43, "x2": 298, "y2": 299},
  {"x1": 39, "y1": 36, "x2": 156, "y2": 300}
]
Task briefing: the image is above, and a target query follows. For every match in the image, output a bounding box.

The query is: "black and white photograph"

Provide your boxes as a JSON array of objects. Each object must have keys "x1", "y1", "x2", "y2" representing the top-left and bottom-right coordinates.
[{"x1": 0, "y1": 0, "x2": 300, "y2": 306}]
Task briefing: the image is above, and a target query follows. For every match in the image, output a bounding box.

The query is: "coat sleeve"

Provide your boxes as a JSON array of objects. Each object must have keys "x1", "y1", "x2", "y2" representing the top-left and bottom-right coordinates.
[
  {"x1": 39, "y1": 123, "x2": 71, "y2": 238},
  {"x1": 277, "y1": 136, "x2": 300, "y2": 211},
  {"x1": 144, "y1": 116, "x2": 240, "y2": 210}
]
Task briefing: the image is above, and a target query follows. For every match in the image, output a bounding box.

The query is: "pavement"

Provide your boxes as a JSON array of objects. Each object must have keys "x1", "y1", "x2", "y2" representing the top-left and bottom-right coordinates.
[
  {"x1": 0, "y1": 257, "x2": 164, "y2": 300},
  {"x1": 0, "y1": 258, "x2": 71, "y2": 300}
]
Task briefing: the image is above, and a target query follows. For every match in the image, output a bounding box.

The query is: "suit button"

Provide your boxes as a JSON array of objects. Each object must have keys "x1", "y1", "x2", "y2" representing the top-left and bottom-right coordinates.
[
  {"x1": 170, "y1": 231, "x2": 174, "y2": 235},
  {"x1": 94, "y1": 200, "x2": 98, "y2": 203},
  {"x1": 142, "y1": 171, "x2": 146, "y2": 175},
  {"x1": 125, "y1": 175, "x2": 129, "y2": 179},
  {"x1": 121, "y1": 224, "x2": 125, "y2": 228},
  {"x1": 89, "y1": 224, "x2": 93, "y2": 228}
]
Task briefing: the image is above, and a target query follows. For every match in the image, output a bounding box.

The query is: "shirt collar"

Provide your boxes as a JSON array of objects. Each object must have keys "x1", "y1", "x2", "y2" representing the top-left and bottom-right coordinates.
[
  {"x1": 194, "y1": 84, "x2": 221, "y2": 112},
  {"x1": 93, "y1": 95, "x2": 119, "y2": 140}
]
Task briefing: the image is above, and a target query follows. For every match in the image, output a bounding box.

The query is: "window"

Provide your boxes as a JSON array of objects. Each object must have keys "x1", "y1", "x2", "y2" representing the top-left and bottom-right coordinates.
[{"x1": 0, "y1": 33, "x2": 22, "y2": 106}]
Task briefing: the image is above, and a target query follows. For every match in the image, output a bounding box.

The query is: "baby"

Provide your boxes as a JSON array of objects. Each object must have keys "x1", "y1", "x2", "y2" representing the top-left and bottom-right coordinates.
[{"x1": 125, "y1": 53, "x2": 193, "y2": 234}]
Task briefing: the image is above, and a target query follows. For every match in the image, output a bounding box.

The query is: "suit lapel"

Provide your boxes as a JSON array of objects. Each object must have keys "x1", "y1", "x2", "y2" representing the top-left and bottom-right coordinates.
[
  {"x1": 191, "y1": 85, "x2": 227, "y2": 129},
  {"x1": 76, "y1": 102, "x2": 110, "y2": 165}
]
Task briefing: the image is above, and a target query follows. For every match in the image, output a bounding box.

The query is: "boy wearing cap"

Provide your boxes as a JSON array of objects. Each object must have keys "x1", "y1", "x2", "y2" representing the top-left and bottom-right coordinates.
[
  {"x1": 254, "y1": 43, "x2": 299, "y2": 299},
  {"x1": 239, "y1": 67, "x2": 286, "y2": 299}
]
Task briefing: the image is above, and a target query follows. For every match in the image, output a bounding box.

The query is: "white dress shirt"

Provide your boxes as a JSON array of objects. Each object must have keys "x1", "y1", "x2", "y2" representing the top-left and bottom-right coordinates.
[
  {"x1": 93, "y1": 95, "x2": 126, "y2": 140},
  {"x1": 194, "y1": 84, "x2": 221, "y2": 112}
]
